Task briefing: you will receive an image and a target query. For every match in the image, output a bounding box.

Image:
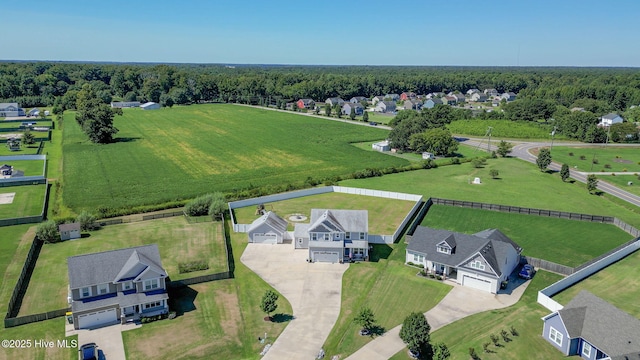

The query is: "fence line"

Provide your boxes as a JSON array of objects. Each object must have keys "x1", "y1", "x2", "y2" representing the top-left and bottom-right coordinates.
[
  {"x1": 4, "y1": 308, "x2": 69, "y2": 328},
  {"x1": 5, "y1": 236, "x2": 43, "y2": 323},
  {"x1": 521, "y1": 256, "x2": 573, "y2": 276},
  {"x1": 613, "y1": 218, "x2": 640, "y2": 237}
]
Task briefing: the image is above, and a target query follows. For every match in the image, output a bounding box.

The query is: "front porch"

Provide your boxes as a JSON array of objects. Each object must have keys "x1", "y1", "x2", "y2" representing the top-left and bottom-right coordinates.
[
  {"x1": 343, "y1": 242, "x2": 370, "y2": 262},
  {"x1": 425, "y1": 262, "x2": 458, "y2": 282}
]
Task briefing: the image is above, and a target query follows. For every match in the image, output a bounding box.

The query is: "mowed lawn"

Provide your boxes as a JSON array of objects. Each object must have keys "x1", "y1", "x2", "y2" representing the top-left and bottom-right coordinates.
[
  {"x1": 551, "y1": 146, "x2": 640, "y2": 173},
  {"x1": 552, "y1": 249, "x2": 640, "y2": 318},
  {"x1": 122, "y1": 223, "x2": 293, "y2": 360},
  {"x1": 447, "y1": 119, "x2": 564, "y2": 140},
  {"x1": 233, "y1": 192, "x2": 417, "y2": 235},
  {"x1": 390, "y1": 271, "x2": 566, "y2": 360},
  {"x1": 599, "y1": 175, "x2": 640, "y2": 196},
  {"x1": 421, "y1": 205, "x2": 632, "y2": 267},
  {"x1": 0, "y1": 159, "x2": 45, "y2": 176},
  {"x1": 351, "y1": 141, "x2": 484, "y2": 164},
  {"x1": 62, "y1": 104, "x2": 407, "y2": 211},
  {"x1": 340, "y1": 157, "x2": 640, "y2": 228},
  {"x1": 0, "y1": 184, "x2": 47, "y2": 219},
  {"x1": 18, "y1": 217, "x2": 227, "y2": 315},
  {"x1": 0, "y1": 224, "x2": 35, "y2": 315},
  {"x1": 323, "y1": 241, "x2": 451, "y2": 359}
]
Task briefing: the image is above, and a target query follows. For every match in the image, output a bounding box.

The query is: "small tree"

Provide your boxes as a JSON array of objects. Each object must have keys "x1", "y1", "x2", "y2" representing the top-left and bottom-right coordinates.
[
  {"x1": 560, "y1": 163, "x2": 570, "y2": 182},
  {"x1": 260, "y1": 290, "x2": 279, "y2": 321},
  {"x1": 324, "y1": 104, "x2": 331, "y2": 117},
  {"x1": 349, "y1": 107, "x2": 356, "y2": 120},
  {"x1": 363, "y1": 111, "x2": 369, "y2": 122},
  {"x1": 36, "y1": 220, "x2": 59, "y2": 243},
  {"x1": 335, "y1": 105, "x2": 342, "y2": 118},
  {"x1": 76, "y1": 210, "x2": 97, "y2": 231},
  {"x1": 490, "y1": 333, "x2": 500, "y2": 346},
  {"x1": 399, "y1": 312, "x2": 431, "y2": 355},
  {"x1": 353, "y1": 307, "x2": 376, "y2": 333},
  {"x1": 207, "y1": 192, "x2": 226, "y2": 218},
  {"x1": 496, "y1": 140, "x2": 513, "y2": 157},
  {"x1": 22, "y1": 129, "x2": 36, "y2": 145},
  {"x1": 587, "y1": 174, "x2": 599, "y2": 193},
  {"x1": 432, "y1": 342, "x2": 451, "y2": 360},
  {"x1": 185, "y1": 194, "x2": 215, "y2": 216},
  {"x1": 489, "y1": 169, "x2": 499, "y2": 179},
  {"x1": 536, "y1": 148, "x2": 552, "y2": 172}
]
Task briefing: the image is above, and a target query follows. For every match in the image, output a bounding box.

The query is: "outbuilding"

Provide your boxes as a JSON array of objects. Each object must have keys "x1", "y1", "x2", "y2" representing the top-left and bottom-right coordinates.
[
  {"x1": 59, "y1": 222, "x2": 81, "y2": 241},
  {"x1": 247, "y1": 211, "x2": 288, "y2": 244},
  {"x1": 140, "y1": 102, "x2": 161, "y2": 110}
]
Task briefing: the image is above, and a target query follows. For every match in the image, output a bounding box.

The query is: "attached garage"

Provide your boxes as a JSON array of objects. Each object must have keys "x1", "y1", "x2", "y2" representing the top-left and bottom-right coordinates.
[
  {"x1": 312, "y1": 251, "x2": 340, "y2": 263},
  {"x1": 77, "y1": 308, "x2": 117, "y2": 329},
  {"x1": 462, "y1": 275, "x2": 494, "y2": 293},
  {"x1": 251, "y1": 234, "x2": 278, "y2": 244}
]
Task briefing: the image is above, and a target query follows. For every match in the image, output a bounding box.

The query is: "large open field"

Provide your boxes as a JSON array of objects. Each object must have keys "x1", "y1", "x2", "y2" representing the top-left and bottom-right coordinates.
[
  {"x1": 18, "y1": 216, "x2": 227, "y2": 315},
  {"x1": 447, "y1": 119, "x2": 565, "y2": 140},
  {"x1": 340, "y1": 157, "x2": 640, "y2": 228},
  {"x1": 552, "y1": 249, "x2": 640, "y2": 318},
  {"x1": 62, "y1": 105, "x2": 407, "y2": 212},
  {"x1": 0, "y1": 184, "x2": 46, "y2": 219},
  {"x1": 421, "y1": 205, "x2": 632, "y2": 267},
  {"x1": 233, "y1": 192, "x2": 417, "y2": 235},
  {"x1": 598, "y1": 175, "x2": 640, "y2": 196},
  {"x1": 550, "y1": 146, "x2": 640, "y2": 173},
  {"x1": 351, "y1": 141, "x2": 485, "y2": 163}
]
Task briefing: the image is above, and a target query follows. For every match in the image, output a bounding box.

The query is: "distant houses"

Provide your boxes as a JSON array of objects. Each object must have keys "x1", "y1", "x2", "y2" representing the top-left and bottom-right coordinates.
[
  {"x1": 375, "y1": 101, "x2": 396, "y2": 113},
  {"x1": 350, "y1": 96, "x2": 368, "y2": 104},
  {"x1": 342, "y1": 102, "x2": 364, "y2": 116},
  {"x1": 297, "y1": 99, "x2": 316, "y2": 109},
  {"x1": 141, "y1": 102, "x2": 161, "y2": 110},
  {"x1": 403, "y1": 99, "x2": 422, "y2": 110},
  {"x1": 325, "y1": 97, "x2": 345, "y2": 106},
  {"x1": 372, "y1": 140, "x2": 390, "y2": 152},
  {"x1": 0, "y1": 103, "x2": 26, "y2": 117},
  {"x1": 110, "y1": 101, "x2": 141, "y2": 108},
  {"x1": 598, "y1": 113, "x2": 623, "y2": 127},
  {"x1": 423, "y1": 98, "x2": 442, "y2": 109},
  {"x1": 501, "y1": 92, "x2": 517, "y2": 102}
]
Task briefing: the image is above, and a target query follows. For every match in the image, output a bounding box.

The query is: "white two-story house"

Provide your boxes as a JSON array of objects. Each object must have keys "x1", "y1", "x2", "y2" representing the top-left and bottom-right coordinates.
[{"x1": 67, "y1": 244, "x2": 169, "y2": 329}]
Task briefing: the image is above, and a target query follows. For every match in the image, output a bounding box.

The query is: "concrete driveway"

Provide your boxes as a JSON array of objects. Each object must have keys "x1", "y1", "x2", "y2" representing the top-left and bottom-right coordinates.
[
  {"x1": 241, "y1": 243, "x2": 348, "y2": 360},
  {"x1": 68, "y1": 321, "x2": 139, "y2": 360},
  {"x1": 346, "y1": 280, "x2": 530, "y2": 360}
]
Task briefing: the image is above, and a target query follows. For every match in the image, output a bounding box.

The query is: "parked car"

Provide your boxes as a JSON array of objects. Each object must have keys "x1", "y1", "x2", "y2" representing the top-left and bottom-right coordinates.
[
  {"x1": 408, "y1": 348, "x2": 420, "y2": 359},
  {"x1": 519, "y1": 264, "x2": 535, "y2": 279},
  {"x1": 369, "y1": 121, "x2": 378, "y2": 126},
  {"x1": 79, "y1": 343, "x2": 98, "y2": 360}
]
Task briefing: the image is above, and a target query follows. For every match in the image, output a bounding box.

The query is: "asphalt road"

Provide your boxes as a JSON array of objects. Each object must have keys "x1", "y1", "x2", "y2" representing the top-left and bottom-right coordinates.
[{"x1": 459, "y1": 138, "x2": 640, "y2": 208}]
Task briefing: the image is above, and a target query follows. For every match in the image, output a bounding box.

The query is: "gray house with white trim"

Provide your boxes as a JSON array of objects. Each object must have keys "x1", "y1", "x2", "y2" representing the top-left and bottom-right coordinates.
[
  {"x1": 541, "y1": 290, "x2": 640, "y2": 359},
  {"x1": 0, "y1": 103, "x2": 25, "y2": 117},
  {"x1": 406, "y1": 227, "x2": 522, "y2": 293},
  {"x1": 67, "y1": 244, "x2": 169, "y2": 329},
  {"x1": 247, "y1": 211, "x2": 289, "y2": 244},
  {"x1": 295, "y1": 209, "x2": 369, "y2": 263}
]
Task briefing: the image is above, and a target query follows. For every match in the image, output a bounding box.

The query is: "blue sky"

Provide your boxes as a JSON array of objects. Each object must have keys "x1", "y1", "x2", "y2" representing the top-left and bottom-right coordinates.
[{"x1": 2, "y1": 0, "x2": 639, "y2": 66}]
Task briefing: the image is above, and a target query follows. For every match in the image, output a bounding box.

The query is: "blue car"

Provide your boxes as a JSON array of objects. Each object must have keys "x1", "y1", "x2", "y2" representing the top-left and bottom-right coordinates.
[
  {"x1": 519, "y1": 264, "x2": 535, "y2": 279},
  {"x1": 79, "y1": 343, "x2": 98, "y2": 360}
]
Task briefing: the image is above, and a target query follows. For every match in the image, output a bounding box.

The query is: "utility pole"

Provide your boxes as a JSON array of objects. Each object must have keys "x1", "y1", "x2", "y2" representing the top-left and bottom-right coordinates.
[
  {"x1": 550, "y1": 126, "x2": 557, "y2": 153},
  {"x1": 487, "y1": 126, "x2": 493, "y2": 152}
]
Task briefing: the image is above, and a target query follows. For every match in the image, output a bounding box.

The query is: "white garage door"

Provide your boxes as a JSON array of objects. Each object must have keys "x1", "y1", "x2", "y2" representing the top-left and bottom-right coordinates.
[
  {"x1": 77, "y1": 308, "x2": 117, "y2": 329},
  {"x1": 313, "y1": 251, "x2": 340, "y2": 263},
  {"x1": 252, "y1": 234, "x2": 278, "y2": 244},
  {"x1": 462, "y1": 275, "x2": 493, "y2": 293}
]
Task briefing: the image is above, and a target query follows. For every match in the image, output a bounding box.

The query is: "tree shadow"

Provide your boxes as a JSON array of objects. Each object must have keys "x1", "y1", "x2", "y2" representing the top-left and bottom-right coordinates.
[
  {"x1": 113, "y1": 137, "x2": 141, "y2": 143},
  {"x1": 271, "y1": 313, "x2": 295, "y2": 323},
  {"x1": 80, "y1": 233, "x2": 91, "y2": 238},
  {"x1": 168, "y1": 285, "x2": 198, "y2": 316},
  {"x1": 370, "y1": 324, "x2": 386, "y2": 337},
  {"x1": 369, "y1": 244, "x2": 393, "y2": 262}
]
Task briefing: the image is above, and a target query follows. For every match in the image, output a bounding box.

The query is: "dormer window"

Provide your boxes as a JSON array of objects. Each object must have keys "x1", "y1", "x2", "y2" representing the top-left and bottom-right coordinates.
[
  {"x1": 470, "y1": 260, "x2": 485, "y2": 271},
  {"x1": 81, "y1": 287, "x2": 91, "y2": 298},
  {"x1": 311, "y1": 233, "x2": 317, "y2": 241},
  {"x1": 123, "y1": 281, "x2": 133, "y2": 291},
  {"x1": 437, "y1": 245, "x2": 451, "y2": 254},
  {"x1": 144, "y1": 278, "x2": 159, "y2": 291},
  {"x1": 324, "y1": 234, "x2": 330, "y2": 241},
  {"x1": 97, "y1": 284, "x2": 109, "y2": 295}
]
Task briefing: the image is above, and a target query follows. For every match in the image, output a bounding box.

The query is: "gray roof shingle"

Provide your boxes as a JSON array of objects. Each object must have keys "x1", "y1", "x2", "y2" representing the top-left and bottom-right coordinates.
[{"x1": 309, "y1": 209, "x2": 367, "y2": 233}]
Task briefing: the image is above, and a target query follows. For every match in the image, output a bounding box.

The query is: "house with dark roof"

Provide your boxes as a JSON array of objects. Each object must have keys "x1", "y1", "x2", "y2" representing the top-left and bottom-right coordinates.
[
  {"x1": 297, "y1": 98, "x2": 316, "y2": 109},
  {"x1": 294, "y1": 209, "x2": 369, "y2": 263},
  {"x1": 423, "y1": 98, "x2": 443, "y2": 109},
  {"x1": 501, "y1": 92, "x2": 517, "y2": 102},
  {"x1": 400, "y1": 92, "x2": 417, "y2": 101},
  {"x1": 406, "y1": 227, "x2": 522, "y2": 293},
  {"x1": 483, "y1": 88, "x2": 499, "y2": 97},
  {"x1": 403, "y1": 99, "x2": 422, "y2": 110},
  {"x1": 342, "y1": 102, "x2": 364, "y2": 116},
  {"x1": 442, "y1": 96, "x2": 457, "y2": 105},
  {"x1": 541, "y1": 290, "x2": 640, "y2": 359},
  {"x1": 371, "y1": 95, "x2": 386, "y2": 105},
  {"x1": 375, "y1": 101, "x2": 396, "y2": 113},
  {"x1": 0, "y1": 102, "x2": 25, "y2": 117},
  {"x1": 350, "y1": 96, "x2": 368, "y2": 104},
  {"x1": 598, "y1": 113, "x2": 624, "y2": 127},
  {"x1": 247, "y1": 211, "x2": 289, "y2": 244},
  {"x1": 385, "y1": 93, "x2": 400, "y2": 101},
  {"x1": 67, "y1": 244, "x2": 169, "y2": 329},
  {"x1": 470, "y1": 93, "x2": 488, "y2": 102},
  {"x1": 325, "y1": 97, "x2": 345, "y2": 106}
]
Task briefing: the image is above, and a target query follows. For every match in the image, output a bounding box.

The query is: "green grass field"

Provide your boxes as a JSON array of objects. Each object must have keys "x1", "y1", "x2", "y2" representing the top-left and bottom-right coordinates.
[
  {"x1": 62, "y1": 105, "x2": 407, "y2": 212},
  {"x1": 0, "y1": 143, "x2": 41, "y2": 156},
  {"x1": 351, "y1": 141, "x2": 486, "y2": 163},
  {"x1": 552, "y1": 249, "x2": 640, "y2": 318},
  {"x1": 421, "y1": 205, "x2": 631, "y2": 267},
  {"x1": 323, "y1": 241, "x2": 451, "y2": 359},
  {"x1": 0, "y1": 159, "x2": 45, "y2": 176},
  {"x1": 233, "y1": 192, "x2": 416, "y2": 235},
  {"x1": 122, "y1": 221, "x2": 293, "y2": 360},
  {"x1": 0, "y1": 120, "x2": 52, "y2": 129},
  {"x1": 447, "y1": 119, "x2": 565, "y2": 140},
  {"x1": 366, "y1": 111, "x2": 396, "y2": 125},
  {"x1": 340, "y1": 157, "x2": 640, "y2": 228},
  {"x1": 0, "y1": 318, "x2": 78, "y2": 360},
  {"x1": 18, "y1": 217, "x2": 227, "y2": 315},
  {"x1": 550, "y1": 146, "x2": 640, "y2": 173},
  {"x1": 598, "y1": 175, "x2": 640, "y2": 196},
  {"x1": 0, "y1": 184, "x2": 46, "y2": 219}
]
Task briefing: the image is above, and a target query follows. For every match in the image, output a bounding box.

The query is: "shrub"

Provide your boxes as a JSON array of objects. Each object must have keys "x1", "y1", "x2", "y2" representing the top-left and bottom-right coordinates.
[
  {"x1": 450, "y1": 157, "x2": 460, "y2": 165},
  {"x1": 568, "y1": 152, "x2": 574, "y2": 156},
  {"x1": 76, "y1": 210, "x2": 98, "y2": 231},
  {"x1": 604, "y1": 164, "x2": 612, "y2": 169},
  {"x1": 435, "y1": 275, "x2": 442, "y2": 280},
  {"x1": 489, "y1": 169, "x2": 499, "y2": 179},
  {"x1": 623, "y1": 168, "x2": 628, "y2": 172},
  {"x1": 580, "y1": 155, "x2": 586, "y2": 160},
  {"x1": 490, "y1": 334, "x2": 500, "y2": 346},
  {"x1": 178, "y1": 259, "x2": 209, "y2": 273},
  {"x1": 500, "y1": 329, "x2": 511, "y2": 342},
  {"x1": 510, "y1": 325, "x2": 518, "y2": 336},
  {"x1": 592, "y1": 158, "x2": 599, "y2": 164},
  {"x1": 471, "y1": 158, "x2": 485, "y2": 168},
  {"x1": 483, "y1": 342, "x2": 491, "y2": 353},
  {"x1": 468, "y1": 347, "x2": 480, "y2": 360},
  {"x1": 37, "y1": 220, "x2": 60, "y2": 243},
  {"x1": 184, "y1": 194, "x2": 214, "y2": 216}
]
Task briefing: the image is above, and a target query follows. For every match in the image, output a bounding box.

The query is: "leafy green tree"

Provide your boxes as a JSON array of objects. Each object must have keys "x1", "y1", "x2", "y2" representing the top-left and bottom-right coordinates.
[
  {"x1": 490, "y1": 169, "x2": 499, "y2": 179},
  {"x1": 496, "y1": 140, "x2": 513, "y2": 157},
  {"x1": 76, "y1": 210, "x2": 98, "y2": 231},
  {"x1": 363, "y1": 111, "x2": 369, "y2": 122},
  {"x1": 587, "y1": 174, "x2": 599, "y2": 193},
  {"x1": 610, "y1": 122, "x2": 639, "y2": 142},
  {"x1": 324, "y1": 104, "x2": 331, "y2": 117},
  {"x1": 334, "y1": 104, "x2": 342, "y2": 118},
  {"x1": 560, "y1": 163, "x2": 570, "y2": 182},
  {"x1": 536, "y1": 148, "x2": 552, "y2": 171},
  {"x1": 399, "y1": 312, "x2": 431, "y2": 356},
  {"x1": 160, "y1": 93, "x2": 174, "y2": 108},
  {"x1": 419, "y1": 128, "x2": 458, "y2": 156},
  {"x1": 353, "y1": 307, "x2": 376, "y2": 333},
  {"x1": 208, "y1": 192, "x2": 227, "y2": 218},
  {"x1": 75, "y1": 84, "x2": 120, "y2": 143},
  {"x1": 36, "y1": 220, "x2": 59, "y2": 243},
  {"x1": 433, "y1": 342, "x2": 451, "y2": 360},
  {"x1": 349, "y1": 107, "x2": 356, "y2": 120},
  {"x1": 22, "y1": 129, "x2": 36, "y2": 145},
  {"x1": 260, "y1": 290, "x2": 279, "y2": 320}
]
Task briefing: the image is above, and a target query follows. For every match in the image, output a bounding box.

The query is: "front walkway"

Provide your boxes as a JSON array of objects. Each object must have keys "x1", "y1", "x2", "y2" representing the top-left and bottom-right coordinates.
[
  {"x1": 345, "y1": 279, "x2": 530, "y2": 360},
  {"x1": 241, "y1": 243, "x2": 348, "y2": 360},
  {"x1": 66, "y1": 319, "x2": 140, "y2": 360}
]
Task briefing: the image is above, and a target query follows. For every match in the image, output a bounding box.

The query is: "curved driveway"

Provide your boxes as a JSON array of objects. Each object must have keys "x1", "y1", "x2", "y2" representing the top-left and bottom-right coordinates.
[{"x1": 241, "y1": 243, "x2": 348, "y2": 360}]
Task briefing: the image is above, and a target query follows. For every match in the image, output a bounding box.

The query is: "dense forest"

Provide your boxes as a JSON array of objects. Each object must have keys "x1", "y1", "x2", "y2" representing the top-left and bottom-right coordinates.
[{"x1": 1, "y1": 62, "x2": 639, "y2": 142}]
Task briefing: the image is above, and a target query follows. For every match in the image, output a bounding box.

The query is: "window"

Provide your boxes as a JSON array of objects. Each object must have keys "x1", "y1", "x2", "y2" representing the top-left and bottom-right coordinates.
[
  {"x1": 359, "y1": 232, "x2": 365, "y2": 240},
  {"x1": 311, "y1": 233, "x2": 317, "y2": 241},
  {"x1": 81, "y1": 287, "x2": 91, "y2": 298},
  {"x1": 144, "y1": 301, "x2": 162, "y2": 309},
  {"x1": 97, "y1": 284, "x2": 109, "y2": 295},
  {"x1": 582, "y1": 342, "x2": 592, "y2": 357},
  {"x1": 123, "y1": 281, "x2": 133, "y2": 291},
  {"x1": 413, "y1": 254, "x2": 424, "y2": 262},
  {"x1": 549, "y1": 327, "x2": 563, "y2": 346},
  {"x1": 144, "y1": 279, "x2": 159, "y2": 291},
  {"x1": 324, "y1": 234, "x2": 330, "y2": 241},
  {"x1": 437, "y1": 245, "x2": 450, "y2": 254},
  {"x1": 345, "y1": 233, "x2": 351, "y2": 240},
  {"x1": 470, "y1": 261, "x2": 485, "y2": 271}
]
